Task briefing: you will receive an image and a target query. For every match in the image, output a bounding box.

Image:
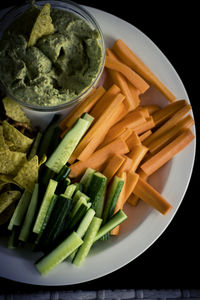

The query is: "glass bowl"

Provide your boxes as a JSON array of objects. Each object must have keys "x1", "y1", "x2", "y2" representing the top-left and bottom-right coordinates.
[{"x1": 0, "y1": 0, "x2": 105, "y2": 112}]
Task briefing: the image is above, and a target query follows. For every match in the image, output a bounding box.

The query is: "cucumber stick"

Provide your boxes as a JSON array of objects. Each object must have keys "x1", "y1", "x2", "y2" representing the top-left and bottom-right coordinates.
[
  {"x1": 64, "y1": 184, "x2": 77, "y2": 198},
  {"x1": 33, "y1": 179, "x2": 58, "y2": 234},
  {"x1": 8, "y1": 190, "x2": 32, "y2": 231},
  {"x1": 35, "y1": 231, "x2": 83, "y2": 275},
  {"x1": 69, "y1": 208, "x2": 95, "y2": 261},
  {"x1": 94, "y1": 210, "x2": 127, "y2": 242},
  {"x1": 103, "y1": 176, "x2": 124, "y2": 223},
  {"x1": 87, "y1": 172, "x2": 107, "y2": 211},
  {"x1": 73, "y1": 217, "x2": 102, "y2": 266},
  {"x1": 19, "y1": 184, "x2": 39, "y2": 242},
  {"x1": 46, "y1": 118, "x2": 89, "y2": 173},
  {"x1": 80, "y1": 168, "x2": 95, "y2": 193}
]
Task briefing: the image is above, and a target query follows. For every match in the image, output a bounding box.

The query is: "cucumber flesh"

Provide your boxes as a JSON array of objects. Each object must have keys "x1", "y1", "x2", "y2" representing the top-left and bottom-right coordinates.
[
  {"x1": 19, "y1": 184, "x2": 39, "y2": 242},
  {"x1": 35, "y1": 231, "x2": 83, "y2": 275},
  {"x1": 73, "y1": 217, "x2": 102, "y2": 266},
  {"x1": 46, "y1": 118, "x2": 89, "y2": 173},
  {"x1": 33, "y1": 179, "x2": 58, "y2": 234},
  {"x1": 69, "y1": 208, "x2": 95, "y2": 261},
  {"x1": 73, "y1": 190, "x2": 90, "y2": 203},
  {"x1": 8, "y1": 190, "x2": 32, "y2": 231},
  {"x1": 81, "y1": 113, "x2": 94, "y2": 129},
  {"x1": 80, "y1": 168, "x2": 95, "y2": 193},
  {"x1": 94, "y1": 210, "x2": 127, "y2": 242},
  {"x1": 64, "y1": 184, "x2": 77, "y2": 198}
]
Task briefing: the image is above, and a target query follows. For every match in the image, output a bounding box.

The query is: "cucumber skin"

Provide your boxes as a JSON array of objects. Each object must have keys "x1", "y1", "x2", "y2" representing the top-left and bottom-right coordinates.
[
  {"x1": 103, "y1": 176, "x2": 124, "y2": 224},
  {"x1": 73, "y1": 217, "x2": 102, "y2": 267},
  {"x1": 94, "y1": 210, "x2": 127, "y2": 242},
  {"x1": 87, "y1": 173, "x2": 107, "y2": 211},
  {"x1": 46, "y1": 118, "x2": 89, "y2": 173},
  {"x1": 35, "y1": 231, "x2": 83, "y2": 276}
]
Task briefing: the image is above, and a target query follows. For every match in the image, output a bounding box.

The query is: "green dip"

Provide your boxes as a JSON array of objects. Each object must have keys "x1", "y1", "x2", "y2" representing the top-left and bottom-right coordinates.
[{"x1": 0, "y1": 4, "x2": 103, "y2": 107}]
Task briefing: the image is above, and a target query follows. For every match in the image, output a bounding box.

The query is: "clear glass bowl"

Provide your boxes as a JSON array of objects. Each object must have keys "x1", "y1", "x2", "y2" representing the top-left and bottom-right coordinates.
[{"x1": 0, "y1": 0, "x2": 105, "y2": 112}]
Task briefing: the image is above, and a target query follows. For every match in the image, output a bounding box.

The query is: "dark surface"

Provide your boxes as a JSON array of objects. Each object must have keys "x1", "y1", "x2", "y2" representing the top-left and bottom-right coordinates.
[{"x1": 0, "y1": 0, "x2": 199, "y2": 292}]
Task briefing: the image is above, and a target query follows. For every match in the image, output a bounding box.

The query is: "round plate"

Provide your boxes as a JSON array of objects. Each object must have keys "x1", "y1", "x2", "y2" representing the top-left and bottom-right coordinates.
[{"x1": 0, "y1": 6, "x2": 196, "y2": 285}]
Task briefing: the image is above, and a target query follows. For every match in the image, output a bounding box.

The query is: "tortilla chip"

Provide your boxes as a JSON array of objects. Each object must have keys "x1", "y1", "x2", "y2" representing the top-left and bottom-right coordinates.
[
  {"x1": 3, "y1": 120, "x2": 33, "y2": 153},
  {"x1": 14, "y1": 155, "x2": 39, "y2": 192},
  {"x1": 0, "y1": 190, "x2": 21, "y2": 214},
  {"x1": 0, "y1": 126, "x2": 9, "y2": 151},
  {"x1": 0, "y1": 203, "x2": 15, "y2": 225},
  {"x1": 28, "y1": 3, "x2": 54, "y2": 47},
  {"x1": 0, "y1": 150, "x2": 27, "y2": 176},
  {"x1": 2, "y1": 96, "x2": 30, "y2": 124}
]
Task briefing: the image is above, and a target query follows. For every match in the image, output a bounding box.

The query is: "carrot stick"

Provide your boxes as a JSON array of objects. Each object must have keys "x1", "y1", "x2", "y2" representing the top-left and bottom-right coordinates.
[
  {"x1": 105, "y1": 55, "x2": 150, "y2": 94},
  {"x1": 140, "y1": 129, "x2": 194, "y2": 176},
  {"x1": 77, "y1": 102, "x2": 125, "y2": 161},
  {"x1": 133, "y1": 177, "x2": 172, "y2": 214},
  {"x1": 59, "y1": 86, "x2": 105, "y2": 130},
  {"x1": 107, "y1": 48, "x2": 138, "y2": 112},
  {"x1": 117, "y1": 155, "x2": 134, "y2": 175},
  {"x1": 126, "y1": 80, "x2": 141, "y2": 108},
  {"x1": 143, "y1": 103, "x2": 191, "y2": 146},
  {"x1": 90, "y1": 84, "x2": 120, "y2": 119},
  {"x1": 127, "y1": 169, "x2": 148, "y2": 206},
  {"x1": 139, "y1": 130, "x2": 152, "y2": 142},
  {"x1": 127, "y1": 144, "x2": 149, "y2": 172},
  {"x1": 100, "y1": 126, "x2": 132, "y2": 149},
  {"x1": 126, "y1": 131, "x2": 141, "y2": 150},
  {"x1": 110, "y1": 172, "x2": 127, "y2": 235},
  {"x1": 142, "y1": 105, "x2": 161, "y2": 115},
  {"x1": 69, "y1": 138, "x2": 129, "y2": 178},
  {"x1": 123, "y1": 171, "x2": 139, "y2": 204},
  {"x1": 134, "y1": 106, "x2": 150, "y2": 119},
  {"x1": 68, "y1": 93, "x2": 125, "y2": 164},
  {"x1": 148, "y1": 114, "x2": 194, "y2": 154},
  {"x1": 133, "y1": 116, "x2": 155, "y2": 135},
  {"x1": 102, "y1": 154, "x2": 125, "y2": 182},
  {"x1": 152, "y1": 99, "x2": 187, "y2": 126},
  {"x1": 112, "y1": 39, "x2": 176, "y2": 102}
]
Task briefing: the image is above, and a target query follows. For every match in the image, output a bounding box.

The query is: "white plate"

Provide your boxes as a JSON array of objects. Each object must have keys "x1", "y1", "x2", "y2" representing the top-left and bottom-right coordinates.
[{"x1": 0, "y1": 6, "x2": 196, "y2": 285}]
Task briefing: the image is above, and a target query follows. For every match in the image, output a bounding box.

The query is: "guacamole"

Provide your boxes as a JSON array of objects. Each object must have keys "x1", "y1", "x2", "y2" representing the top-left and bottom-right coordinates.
[{"x1": 0, "y1": 4, "x2": 103, "y2": 107}]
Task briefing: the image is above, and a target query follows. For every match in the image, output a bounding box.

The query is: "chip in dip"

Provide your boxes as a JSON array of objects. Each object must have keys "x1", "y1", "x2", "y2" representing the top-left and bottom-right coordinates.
[{"x1": 0, "y1": 3, "x2": 103, "y2": 107}]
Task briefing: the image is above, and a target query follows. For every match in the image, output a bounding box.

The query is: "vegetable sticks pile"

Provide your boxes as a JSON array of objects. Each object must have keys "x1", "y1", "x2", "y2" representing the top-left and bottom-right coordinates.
[{"x1": 60, "y1": 39, "x2": 195, "y2": 235}]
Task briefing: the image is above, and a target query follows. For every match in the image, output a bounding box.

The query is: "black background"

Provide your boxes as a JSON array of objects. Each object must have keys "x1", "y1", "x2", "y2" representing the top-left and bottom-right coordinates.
[{"x1": 0, "y1": 0, "x2": 199, "y2": 292}]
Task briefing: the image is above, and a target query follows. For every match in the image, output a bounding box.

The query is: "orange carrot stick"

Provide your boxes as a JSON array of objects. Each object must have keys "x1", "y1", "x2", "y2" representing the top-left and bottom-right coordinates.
[
  {"x1": 107, "y1": 48, "x2": 137, "y2": 112},
  {"x1": 68, "y1": 93, "x2": 125, "y2": 164},
  {"x1": 69, "y1": 138, "x2": 129, "y2": 178},
  {"x1": 148, "y1": 114, "x2": 194, "y2": 154},
  {"x1": 90, "y1": 84, "x2": 120, "y2": 119},
  {"x1": 102, "y1": 154, "x2": 125, "y2": 182},
  {"x1": 140, "y1": 129, "x2": 194, "y2": 176},
  {"x1": 100, "y1": 127, "x2": 132, "y2": 149},
  {"x1": 105, "y1": 55, "x2": 150, "y2": 94},
  {"x1": 127, "y1": 168, "x2": 148, "y2": 206},
  {"x1": 123, "y1": 171, "x2": 139, "y2": 204},
  {"x1": 127, "y1": 144, "x2": 149, "y2": 172},
  {"x1": 139, "y1": 130, "x2": 152, "y2": 142},
  {"x1": 133, "y1": 116, "x2": 155, "y2": 135},
  {"x1": 126, "y1": 131, "x2": 141, "y2": 150},
  {"x1": 133, "y1": 177, "x2": 172, "y2": 214},
  {"x1": 59, "y1": 86, "x2": 105, "y2": 130},
  {"x1": 112, "y1": 39, "x2": 176, "y2": 102},
  {"x1": 77, "y1": 102, "x2": 125, "y2": 161},
  {"x1": 143, "y1": 103, "x2": 191, "y2": 146},
  {"x1": 152, "y1": 99, "x2": 187, "y2": 126},
  {"x1": 117, "y1": 155, "x2": 134, "y2": 175}
]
